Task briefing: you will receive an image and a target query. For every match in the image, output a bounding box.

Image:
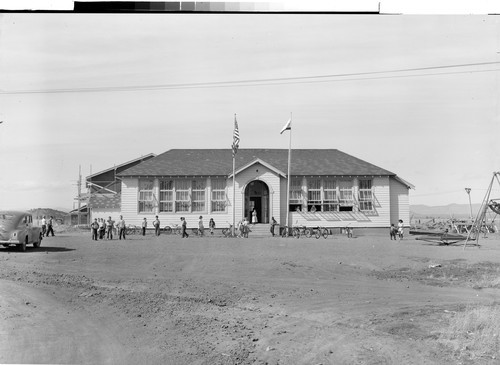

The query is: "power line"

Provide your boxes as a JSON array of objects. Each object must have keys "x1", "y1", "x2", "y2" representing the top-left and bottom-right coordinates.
[{"x1": 1, "y1": 61, "x2": 499, "y2": 95}]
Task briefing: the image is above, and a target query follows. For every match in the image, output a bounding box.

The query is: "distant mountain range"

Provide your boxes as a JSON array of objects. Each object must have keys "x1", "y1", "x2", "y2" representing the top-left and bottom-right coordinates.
[
  {"x1": 29, "y1": 208, "x2": 68, "y2": 223},
  {"x1": 410, "y1": 203, "x2": 483, "y2": 219}
]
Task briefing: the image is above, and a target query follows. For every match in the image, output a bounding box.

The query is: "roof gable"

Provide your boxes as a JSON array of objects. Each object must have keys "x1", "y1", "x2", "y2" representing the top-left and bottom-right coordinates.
[
  {"x1": 87, "y1": 153, "x2": 156, "y2": 180},
  {"x1": 229, "y1": 158, "x2": 287, "y2": 178},
  {"x1": 118, "y1": 149, "x2": 397, "y2": 178}
]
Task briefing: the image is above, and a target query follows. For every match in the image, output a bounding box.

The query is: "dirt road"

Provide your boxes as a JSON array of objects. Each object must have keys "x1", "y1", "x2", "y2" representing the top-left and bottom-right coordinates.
[{"x1": 0, "y1": 230, "x2": 499, "y2": 364}]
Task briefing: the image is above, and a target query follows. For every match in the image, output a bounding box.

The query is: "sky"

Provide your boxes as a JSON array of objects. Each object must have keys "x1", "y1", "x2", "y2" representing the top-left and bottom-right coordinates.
[{"x1": 0, "y1": 8, "x2": 499, "y2": 211}]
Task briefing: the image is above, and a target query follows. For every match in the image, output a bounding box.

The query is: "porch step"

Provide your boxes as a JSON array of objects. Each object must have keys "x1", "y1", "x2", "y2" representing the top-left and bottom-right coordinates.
[{"x1": 246, "y1": 224, "x2": 274, "y2": 238}]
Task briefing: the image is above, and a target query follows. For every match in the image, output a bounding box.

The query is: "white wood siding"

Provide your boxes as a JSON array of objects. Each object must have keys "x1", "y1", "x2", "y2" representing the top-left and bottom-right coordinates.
[
  {"x1": 285, "y1": 176, "x2": 392, "y2": 228},
  {"x1": 120, "y1": 173, "x2": 409, "y2": 229},
  {"x1": 390, "y1": 178, "x2": 410, "y2": 227},
  {"x1": 121, "y1": 178, "x2": 141, "y2": 225}
]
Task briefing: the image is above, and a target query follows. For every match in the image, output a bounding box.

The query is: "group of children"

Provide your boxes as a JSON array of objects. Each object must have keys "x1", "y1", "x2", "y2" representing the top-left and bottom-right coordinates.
[
  {"x1": 91, "y1": 217, "x2": 115, "y2": 241},
  {"x1": 90, "y1": 215, "x2": 126, "y2": 241},
  {"x1": 390, "y1": 219, "x2": 405, "y2": 241}
]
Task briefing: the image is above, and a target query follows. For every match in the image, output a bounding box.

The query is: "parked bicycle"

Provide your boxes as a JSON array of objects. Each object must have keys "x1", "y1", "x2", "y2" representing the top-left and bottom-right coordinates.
[
  {"x1": 294, "y1": 223, "x2": 310, "y2": 238},
  {"x1": 222, "y1": 222, "x2": 239, "y2": 238},
  {"x1": 125, "y1": 224, "x2": 139, "y2": 235},
  {"x1": 163, "y1": 224, "x2": 181, "y2": 235},
  {"x1": 280, "y1": 225, "x2": 291, "y2": 238},
  {"x1": 309, "y1": 226, "x2": 329, "y2": 239}
]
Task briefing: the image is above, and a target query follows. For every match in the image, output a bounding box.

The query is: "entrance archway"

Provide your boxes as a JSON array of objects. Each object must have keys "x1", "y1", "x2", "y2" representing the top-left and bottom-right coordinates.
[{"x1": 244, "y1": 180, "x2": 270, "y2": 224}]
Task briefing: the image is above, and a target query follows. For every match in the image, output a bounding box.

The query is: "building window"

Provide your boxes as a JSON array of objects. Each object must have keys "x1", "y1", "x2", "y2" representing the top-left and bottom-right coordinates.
[
  {"x1": 211, "y1": 179, "x2": 226, "y2": 212},
  {"x1": 138, "y1": 179, "x2": 154, "y2": 213},
  {"x1": 175, "y1": 180, "x2": 190, "y2": 212},
  {"x1": 159, "y1": 180, "x2": 174, "y2": 212},
  {"x1": 323, "y1": 178, "x2": 338, "y2": 212},
  {"x1": 192, "y1": 180, "x2": 206, "y2": 212},
  {"x1": 338, "y1": 180, "x2": 354, "y2": 211},
  {"x1": 307, "y1": 178, "x2": 321, "y2": 212},
  {"x1": 289, "y1": 177, "x2": 303, "y2": 212},
  {"x1": 358, "y1": 179, "x2": 373, "y2": 211}
]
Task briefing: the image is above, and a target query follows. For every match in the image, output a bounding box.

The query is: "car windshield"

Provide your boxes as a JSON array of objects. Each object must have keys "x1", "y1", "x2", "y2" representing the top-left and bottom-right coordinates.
[{"x1": 0, "y1": 213, "x2": 24, "y2": 231}]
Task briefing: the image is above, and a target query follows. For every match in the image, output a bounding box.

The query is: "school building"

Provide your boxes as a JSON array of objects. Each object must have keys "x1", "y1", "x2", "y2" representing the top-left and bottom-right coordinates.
[{"x1": 114, "y1": 149, "x2": 413, "y2": 230}]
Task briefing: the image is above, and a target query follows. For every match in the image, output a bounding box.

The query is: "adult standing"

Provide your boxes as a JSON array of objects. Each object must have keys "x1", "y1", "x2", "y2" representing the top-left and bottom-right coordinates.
[
  {"x1": 41, "y1": 216, "x2": 47, "y2": 237},
  {"x1": 181, "y1": 217, "x2": 189, "y2": 238},
  {"x1": 106, "y1": 216, "x2": 114, "y2": 240},
  {"x1": 270, "y1": 217, "x2": 277, "y2": 237},
  {"x1": 153, "y1": 216, "x2": 160, "y2": 236},
  {"x1": 142, "y1": 217, "x2": 148, "y2": 236},
  {"x1": 117, "y1": 215, "x2": 126, "y2": 240},
  {"x1": 251, "y1": 209, "x2": 258, "y2": 225},
  {"x1": 46, "y1": 216, "x2": 55, "y2": 237},
  {"x1": 91, "y1": 218, "x2": 99, "y2": 241}
]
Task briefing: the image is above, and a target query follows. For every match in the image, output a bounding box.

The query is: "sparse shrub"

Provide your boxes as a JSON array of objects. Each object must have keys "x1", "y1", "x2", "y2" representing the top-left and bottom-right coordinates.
[{"x1": 441, "y1": 304, "x2": 500, "y2": 360}]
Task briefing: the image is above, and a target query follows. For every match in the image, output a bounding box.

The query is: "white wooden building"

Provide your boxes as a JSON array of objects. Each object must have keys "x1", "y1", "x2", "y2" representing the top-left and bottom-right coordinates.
[{"x1": 116, "y1": 149, "x2": 413, "y2": 230}]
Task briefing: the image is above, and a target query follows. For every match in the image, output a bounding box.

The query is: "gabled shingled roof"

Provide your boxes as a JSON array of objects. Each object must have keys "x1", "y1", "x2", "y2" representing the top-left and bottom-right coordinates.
[{"x1": 118, "y1": 149, "x2": 396, "y2": 177}]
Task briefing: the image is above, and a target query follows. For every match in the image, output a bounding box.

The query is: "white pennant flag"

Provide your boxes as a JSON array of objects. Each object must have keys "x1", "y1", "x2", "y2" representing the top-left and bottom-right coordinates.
[{"x1": 280, "y1": 118, "x2": 291, "y2": 134}]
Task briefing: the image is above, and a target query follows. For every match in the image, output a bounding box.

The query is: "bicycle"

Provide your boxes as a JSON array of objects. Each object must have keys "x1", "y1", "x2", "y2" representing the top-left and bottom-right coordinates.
[
  {"x1": 310, "y1": 226, "x2": 329, "y2": 239},
  {"x1": 222, "y1": 223, "x2": 240, "y2": 238},
  {"x1": 294, "y1": 223, "x2": 310, "y2": 238},
  {"x1": 125, "y1": 224, "x2": 138, "y2": 235},
  {"x1": 280, "y1": 226, "x2": 291, "y2": 238},
  {"x1": 163, "y1": 224, "x2": 181, "y2": 235}
]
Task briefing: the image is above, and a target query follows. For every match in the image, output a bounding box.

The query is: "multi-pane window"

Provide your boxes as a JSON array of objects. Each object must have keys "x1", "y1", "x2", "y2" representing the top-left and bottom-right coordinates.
[
  {"x1": 323, "y1": 178, "x2": 338, "y2": 212},
  {"x1": 159, "y1": 180, "x2": 174, "y2": 212},
  {"x1": 191, "y1": 180, "x2": 206, "y2": 212},
  {"x1": 307, "y1": 178, "x2": 321, "y2": 211},
  {"x1": 175, "y1": 180, "x2": 190, "y2": 212},
  {"x1": 358, "y1": 179, "x2": 373, "y2": 211},
  {"x1": 211, "y1": 179, "x2": 226, "y2": 212},
  {"x1": 138, "y1": 179, "x2": 154, "y2": 213},
  {"x1": 338, "y1": 180, "x2": 354, "y2": 211},
  {"x1": 289, "y1": 177, "x2": 303, "y2": 211}
]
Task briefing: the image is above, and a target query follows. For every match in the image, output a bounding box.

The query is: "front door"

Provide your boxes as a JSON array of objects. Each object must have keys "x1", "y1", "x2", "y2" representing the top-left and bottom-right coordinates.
[{"x1": 244, "y1": 180, "x2": 269, "y2": 224}]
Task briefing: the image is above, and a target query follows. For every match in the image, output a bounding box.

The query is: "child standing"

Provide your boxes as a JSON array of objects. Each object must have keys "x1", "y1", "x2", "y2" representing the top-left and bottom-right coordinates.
[
  {"x1": 198, "y1": 216, "x2": 204, "y2": 236},
  {"x1": 209, "y1": 218, "x2": 215, "y2": 235},
  {"x1": 390, "y1": 224, "x2": 397, "y2": 240},
  {"x1": 397, "y1": 219, "x2": 404, "y2": 241}
]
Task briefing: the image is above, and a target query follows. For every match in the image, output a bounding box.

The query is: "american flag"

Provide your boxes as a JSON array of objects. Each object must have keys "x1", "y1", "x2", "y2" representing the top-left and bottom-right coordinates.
[{"x1": 232, "y1": 116, "x2": 239, "y2": 157}]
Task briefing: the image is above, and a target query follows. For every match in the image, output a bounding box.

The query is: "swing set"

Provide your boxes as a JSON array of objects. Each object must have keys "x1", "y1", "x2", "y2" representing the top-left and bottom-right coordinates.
[{"x1": 463, "y1": 172, "x2": 500, "y2": 249}]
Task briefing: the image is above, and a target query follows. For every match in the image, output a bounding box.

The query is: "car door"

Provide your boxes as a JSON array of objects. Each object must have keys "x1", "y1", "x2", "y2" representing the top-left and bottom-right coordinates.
[
  {"x1": 16, "y1": 215, "x2": 29, "y2": 243},
  {"x1": 27, "y1": 215, "x2": 34, "y2": 243}
]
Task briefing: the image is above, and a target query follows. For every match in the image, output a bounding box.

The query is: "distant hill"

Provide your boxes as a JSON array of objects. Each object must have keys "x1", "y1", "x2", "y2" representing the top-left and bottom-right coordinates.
[
  {"x1": 410, "y1": 203, "x2": 483, "y2": 219},
  {"x1": 29, "y1": 208, "x2": 68, "y2": 224}
]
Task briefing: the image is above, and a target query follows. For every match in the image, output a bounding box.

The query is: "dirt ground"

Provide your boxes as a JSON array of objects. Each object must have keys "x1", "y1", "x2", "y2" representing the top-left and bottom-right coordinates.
[{"x1": 1, "y1": 229, "x2": 499, "y2": 365}]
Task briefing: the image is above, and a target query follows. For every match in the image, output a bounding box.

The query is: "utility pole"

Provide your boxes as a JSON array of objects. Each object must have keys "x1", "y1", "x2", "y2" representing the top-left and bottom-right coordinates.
[
  {"x1": 465, "y1": 188, "x2": 472, "y2": 221},
  {"x1": 77, "y1": 165, "x2": 82, "y2": 226}
]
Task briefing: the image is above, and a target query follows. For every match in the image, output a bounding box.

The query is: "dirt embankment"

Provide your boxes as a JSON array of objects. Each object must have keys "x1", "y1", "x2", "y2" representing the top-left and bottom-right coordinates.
[{"x1": 0, "y1": 231, "x2": 499, "y2": 364}]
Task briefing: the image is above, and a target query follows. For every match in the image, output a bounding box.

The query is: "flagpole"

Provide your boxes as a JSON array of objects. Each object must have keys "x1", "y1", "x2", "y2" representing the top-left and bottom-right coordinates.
[
  {"x1": 286, "y1": 112, "x2": 292, "y2": 230},
  {"x1": 232, "y1": 114, "x2": 236, "y2": 236}
]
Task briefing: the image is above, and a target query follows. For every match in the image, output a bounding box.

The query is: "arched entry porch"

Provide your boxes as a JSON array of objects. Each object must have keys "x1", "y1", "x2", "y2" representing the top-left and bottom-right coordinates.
[{"x1": 244, "y1": 180, "x2": 270, "y2": 224}]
